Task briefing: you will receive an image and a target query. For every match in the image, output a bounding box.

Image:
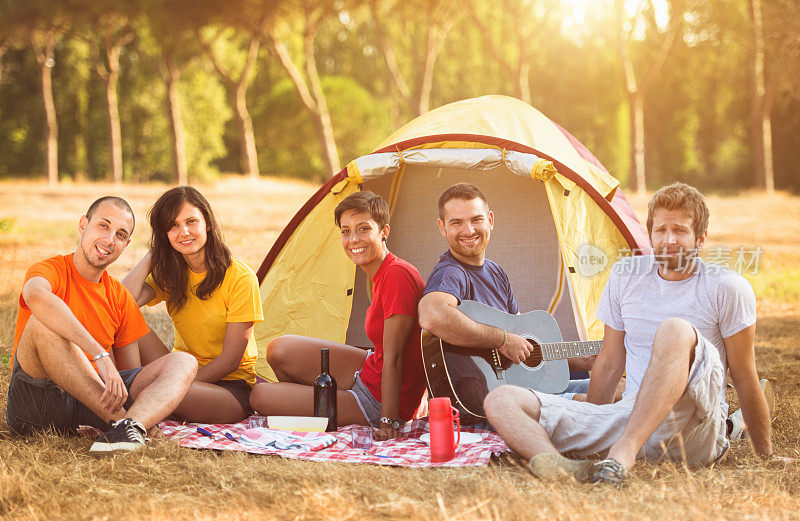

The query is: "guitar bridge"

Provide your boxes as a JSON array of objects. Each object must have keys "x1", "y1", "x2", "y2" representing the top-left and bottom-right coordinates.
[{"x1": 491, "y1": 350, "x2": 504, "y2": 380}]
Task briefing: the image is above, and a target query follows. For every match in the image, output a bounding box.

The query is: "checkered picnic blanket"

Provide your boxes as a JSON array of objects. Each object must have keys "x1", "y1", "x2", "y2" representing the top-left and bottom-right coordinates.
[{"x1": 158, "y1": 416, "x2": 510, "y2": 467}]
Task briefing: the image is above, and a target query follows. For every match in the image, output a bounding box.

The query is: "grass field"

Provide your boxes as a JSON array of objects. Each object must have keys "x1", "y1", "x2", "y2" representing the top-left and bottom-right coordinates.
[{"x1": 0, "y1": 179, "x2": 798, "y2": 521}]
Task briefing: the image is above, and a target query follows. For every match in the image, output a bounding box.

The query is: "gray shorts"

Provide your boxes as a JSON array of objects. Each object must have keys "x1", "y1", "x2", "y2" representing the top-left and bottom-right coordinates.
[
  {"x1": 534, "y1": 326, "x2": 729, "y2": 465},
  {"x1": 346, "y1": 371, "x2": 382, "y2": 428},
  {"x1": 5, "y1": 357, "x2": 141, "y2": 436}
]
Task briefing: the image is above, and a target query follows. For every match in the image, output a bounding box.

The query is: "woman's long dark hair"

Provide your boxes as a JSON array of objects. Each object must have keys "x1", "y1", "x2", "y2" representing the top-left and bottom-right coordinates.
[{"x1": 149, "y1": 186, "x2": 231, "y2": 313}]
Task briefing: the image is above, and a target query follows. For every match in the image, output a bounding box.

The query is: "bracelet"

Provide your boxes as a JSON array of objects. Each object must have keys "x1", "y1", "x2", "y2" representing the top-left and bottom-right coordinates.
[
  {"x1": 499, "y1": 329, "x2": 508, "y2": 350},
  {"x1": 92, "y1": 352, "x2": 110, "y2": 362},
  {"x1": 380, "y1": 417, "x2": 401, "y2": 429}
]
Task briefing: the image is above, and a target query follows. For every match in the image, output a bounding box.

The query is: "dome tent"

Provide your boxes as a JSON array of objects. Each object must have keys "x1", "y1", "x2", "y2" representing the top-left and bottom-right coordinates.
[{"x1": 253, "y1": 95, "x2": 650, "y2": 381}]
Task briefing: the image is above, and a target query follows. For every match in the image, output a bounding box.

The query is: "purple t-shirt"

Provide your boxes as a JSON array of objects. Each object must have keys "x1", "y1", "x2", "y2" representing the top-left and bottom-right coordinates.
[{"x1": 424, "y1": 250, "x2": 519, "y2": 314}]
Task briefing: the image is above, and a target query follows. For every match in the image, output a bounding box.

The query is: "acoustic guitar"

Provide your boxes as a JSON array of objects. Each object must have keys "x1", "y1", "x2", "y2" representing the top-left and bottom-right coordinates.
[{"x1": 421, "y1": 300, "x2": 603, "y2": 423}]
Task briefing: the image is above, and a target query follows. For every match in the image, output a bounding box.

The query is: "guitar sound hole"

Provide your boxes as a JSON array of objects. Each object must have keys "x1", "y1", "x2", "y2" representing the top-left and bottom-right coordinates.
[{"x1": 522, "y1": 339, "x2": 543, "y2": 368}]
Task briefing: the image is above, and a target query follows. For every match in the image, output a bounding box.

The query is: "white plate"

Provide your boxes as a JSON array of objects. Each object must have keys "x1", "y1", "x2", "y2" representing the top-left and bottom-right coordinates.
[
  {"x1": 419, "y1": 432, "x2": 482, "y2": 445},
  {"x1": 266, "y1": 416, "x2": 328, "y2": 432}
]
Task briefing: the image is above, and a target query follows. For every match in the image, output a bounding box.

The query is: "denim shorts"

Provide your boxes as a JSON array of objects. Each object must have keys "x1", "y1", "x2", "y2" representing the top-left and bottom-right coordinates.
[{"x1": 5, "y1": 358, "x2": 141, "y2": 436}]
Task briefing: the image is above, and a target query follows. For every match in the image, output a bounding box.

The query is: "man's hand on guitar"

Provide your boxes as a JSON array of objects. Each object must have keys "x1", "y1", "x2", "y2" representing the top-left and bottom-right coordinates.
[{"x1": 499, "y1": 332, "x2": 533, "y2": 364}]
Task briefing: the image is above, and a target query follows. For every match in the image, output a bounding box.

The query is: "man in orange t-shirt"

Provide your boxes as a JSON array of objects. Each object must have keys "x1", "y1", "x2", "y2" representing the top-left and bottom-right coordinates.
[{"x1": 6, "y1": 196, "x2": 197, "y2": 455}]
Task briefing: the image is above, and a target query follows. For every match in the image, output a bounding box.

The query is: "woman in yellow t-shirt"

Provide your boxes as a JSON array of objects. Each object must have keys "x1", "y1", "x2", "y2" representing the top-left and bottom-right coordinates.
[{"x1": 123, "y1": 186, "x2": 265, "y2": 423}]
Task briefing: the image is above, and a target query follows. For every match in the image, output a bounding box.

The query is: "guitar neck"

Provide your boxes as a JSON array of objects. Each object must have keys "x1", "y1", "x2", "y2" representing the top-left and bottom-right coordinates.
[{"x1": 539, "y1": 340, "x2": 603, "y2": 361}]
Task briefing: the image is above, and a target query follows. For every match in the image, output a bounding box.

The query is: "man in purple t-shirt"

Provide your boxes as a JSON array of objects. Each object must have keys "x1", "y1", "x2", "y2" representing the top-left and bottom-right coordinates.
[
  {"x1": 418, "y1": 183, "x2": 531, "y2": 364},
  {"x1": 418, "y1": 184, "x2": 595, "y2": 406}
]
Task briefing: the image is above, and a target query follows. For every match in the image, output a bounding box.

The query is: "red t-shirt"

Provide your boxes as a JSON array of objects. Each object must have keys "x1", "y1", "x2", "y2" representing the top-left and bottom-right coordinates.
[
  {"x1": 12, "y1": 254, "x2": 150, "y2": 371},
  {"x1": 359, "y1": 253, "x2": 426, "y2": 421}
]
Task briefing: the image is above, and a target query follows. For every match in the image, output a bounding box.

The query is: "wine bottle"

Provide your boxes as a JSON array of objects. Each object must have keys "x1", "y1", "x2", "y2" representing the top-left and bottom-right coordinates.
[{"x1": 313, "y1": 348, "x2": 338, "y2": 432}]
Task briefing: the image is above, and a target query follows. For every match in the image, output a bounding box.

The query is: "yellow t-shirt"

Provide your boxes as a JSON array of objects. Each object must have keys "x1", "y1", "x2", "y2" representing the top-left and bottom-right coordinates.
[{"x1": 145, "y1": 258, "x2": 266, "y2": 386}]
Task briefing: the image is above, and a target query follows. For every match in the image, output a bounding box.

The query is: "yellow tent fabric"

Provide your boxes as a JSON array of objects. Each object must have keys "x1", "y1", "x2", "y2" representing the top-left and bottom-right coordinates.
[
  {"x1": 254, "y1": 178, "x2": 358, "y2": 379},
  {"x1": 254, "y1": 95, "x2": 645, "y2": 378},
  {"x1": 377, "y1": 95, "x2": 620, "y2": 199},
  {"x1": 541, "y1": 180, "x2": 627, "y2": 339}
]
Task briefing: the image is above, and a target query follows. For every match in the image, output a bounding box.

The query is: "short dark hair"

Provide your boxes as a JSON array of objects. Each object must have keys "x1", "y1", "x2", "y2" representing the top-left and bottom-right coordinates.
[
  {"x1": 647, "y1": 182, "x2": 709, "y2": 238},
  {"x1": 437, "y1": 183, "x2": 489, "y2": 219},
  {"x1": 86, "y1": 196, "x2": 135, "y2": 232},
  {"x1": 334, "y1": 191, "x2": 390, "y2": 229}
]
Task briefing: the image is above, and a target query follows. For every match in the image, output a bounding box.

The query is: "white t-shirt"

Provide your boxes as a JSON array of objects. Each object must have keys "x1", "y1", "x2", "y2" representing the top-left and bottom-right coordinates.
[{"x1": 596, "y1": 256, "x2": 756, "y2": 403}]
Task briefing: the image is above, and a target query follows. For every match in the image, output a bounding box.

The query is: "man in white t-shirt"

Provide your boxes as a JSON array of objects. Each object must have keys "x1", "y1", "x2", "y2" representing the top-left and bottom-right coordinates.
[{"x1": 484, "y1": 182, "x2": 773, "y2": 486}]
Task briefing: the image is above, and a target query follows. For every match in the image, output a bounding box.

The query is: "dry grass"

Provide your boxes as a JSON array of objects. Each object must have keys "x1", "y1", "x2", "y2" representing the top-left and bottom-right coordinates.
[{"x1": 1, "y1": 179, "x2": 799, "y2": 521}]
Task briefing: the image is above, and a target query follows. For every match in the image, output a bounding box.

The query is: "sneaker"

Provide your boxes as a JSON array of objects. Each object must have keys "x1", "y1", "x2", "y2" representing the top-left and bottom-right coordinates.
[
  {"x1": 89, "y1": 418, "x2": 148, "y2": 456},
  {"x1": 727, "y1": 379, "x2": 775, "y2": 442},
  {"x1": 528, "y1": 453, "x2": 594, "y2": 482},
  {"x1": 590, "y1": 457, "x2": 627, "y2": 488}
]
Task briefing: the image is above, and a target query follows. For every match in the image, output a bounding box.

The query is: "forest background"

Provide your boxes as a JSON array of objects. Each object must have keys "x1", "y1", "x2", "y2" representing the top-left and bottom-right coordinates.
[{"x1": 0, "y1": 0, "x2": 797, "y2": 193}]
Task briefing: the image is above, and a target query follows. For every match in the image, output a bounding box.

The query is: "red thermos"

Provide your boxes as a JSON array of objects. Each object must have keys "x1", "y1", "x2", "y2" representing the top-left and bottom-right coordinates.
[{"x1": 428, "y1": 397, "x2": 461, "y2": 462}]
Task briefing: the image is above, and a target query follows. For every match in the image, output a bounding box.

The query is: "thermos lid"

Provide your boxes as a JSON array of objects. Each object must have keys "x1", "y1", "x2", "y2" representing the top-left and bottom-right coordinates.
[{"x1": 428, "y1": 397, "x2": 453, "y2": 418}]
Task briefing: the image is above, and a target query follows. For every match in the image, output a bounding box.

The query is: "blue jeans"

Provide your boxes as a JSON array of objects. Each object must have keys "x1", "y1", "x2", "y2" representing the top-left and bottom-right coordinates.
[
  {"x1": 559, "y1": 378, "x2": 590, "y2": 400},
  {"x1": 5, "y1": 357, "x2": 141, "y2": 436}
]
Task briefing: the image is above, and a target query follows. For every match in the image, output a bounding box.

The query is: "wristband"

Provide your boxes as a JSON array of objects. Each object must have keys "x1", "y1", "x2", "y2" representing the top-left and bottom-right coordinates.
[
  {"x1": 92, "y1": 352, "x2": 110, "y2": 362},
  {"x1": 499, "y1": 329, "x2": 508, "y2": 350}
]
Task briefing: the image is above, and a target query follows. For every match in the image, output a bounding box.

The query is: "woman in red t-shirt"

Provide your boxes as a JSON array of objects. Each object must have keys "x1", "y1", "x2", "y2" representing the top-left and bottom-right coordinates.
[{"x1": 250, "y1": 191, "x2": 426, "y2": 439}]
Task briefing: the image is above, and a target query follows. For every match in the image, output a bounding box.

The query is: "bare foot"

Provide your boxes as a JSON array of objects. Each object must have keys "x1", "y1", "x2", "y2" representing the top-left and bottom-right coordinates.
[{"x1": 147, "y1": 424, "x2": 165, "y2": 439}]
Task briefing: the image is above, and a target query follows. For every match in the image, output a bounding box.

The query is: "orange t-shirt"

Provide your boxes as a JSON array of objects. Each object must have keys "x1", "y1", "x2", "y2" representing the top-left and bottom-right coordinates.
[{"x1": 11, "y1": 254, "x2": 150, "y2": 371}]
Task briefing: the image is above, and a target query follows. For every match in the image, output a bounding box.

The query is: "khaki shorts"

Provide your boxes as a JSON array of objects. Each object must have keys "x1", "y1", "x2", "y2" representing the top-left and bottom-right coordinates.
[{"x1": 534, "y1": 327, "x2": 729, "y2": 465}]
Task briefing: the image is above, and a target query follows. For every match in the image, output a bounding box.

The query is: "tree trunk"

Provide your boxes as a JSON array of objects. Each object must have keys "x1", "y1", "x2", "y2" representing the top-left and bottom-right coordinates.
[
  {"x1": 629, "y1": 92, "x2": 646, "y2": 196},
  {"x1": 749, "y1": 0, "x2": 775, "y2": 193},
  {"x1": 303, "y1": 27, "x2": 340, "y2": 176},
  {"x1": 105, "y1": 67, "x2": 124, "y2": 184},
  {"x1": 38, "y1": 32, "x2": 59, "y2": 186},
  {"x1": 164, "y1": 56, "x2": 188, "y2": 185},
  {"x1": 615, "y1": 0, "x2": 683, "y2": 196},
  {"x1": 518, "y1": 61, "x2": 531, "y2": 105},
  {"x1": 270, "y1": 20, "x2": 340, "y2": 178},
  {"x1": 92, "y1": 27, "x2": 133, "y2": 185},
  {"x1": 202, "y1": 32, "x2": 261, "y2": 178},
  {"x1": 0, "y1": 42, "x2": 8, "y2": 86},
  {"x1": 416, "y1": 26, "x2": 440, "y2": 115},
  {"x1": 372, "y1": 2, "x2": 413, "y2": 113},
  {"x1": 233, "y1": 84, "x2": 259, "y2": 179},
  {"x1": 618, "y1": 21, "x2": 644, "y2": 196}
]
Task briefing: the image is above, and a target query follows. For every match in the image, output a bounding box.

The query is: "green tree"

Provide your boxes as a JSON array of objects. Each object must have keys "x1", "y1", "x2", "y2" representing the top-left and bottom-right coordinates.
[
  {"x1": 140, "y1": 0, "x2": 207, "y2": 185},
  {"x1": 78, "y1": 0, "x2": 138, "y2": 184},
  {"x1": 0, "y1": 34, "x2": 9, "y2": 86},
  {"x1": 267, "y1": 0, "x2": 343, "y2": 177},
  {"x1": 369, "y1": 0, "x2": 460, "y2": 117},
  {"x1": 2, "y1": 0, "x2": 70, "y2": 184},
  {"x1": 613, "y1": 0, "x2": 685, "y2": 196},
  {"x1": 463, "y1": 0, "x2": 561, "y2": 105},
  {"x1": 199, "y1": 0, "x2": 274, "y2": 179},
  {"x1": 747, "y1": 0, "x2": 800, "y2": 192},
  {"x1": 255, "y1": 75, "x2": 392, "y2": 180}
]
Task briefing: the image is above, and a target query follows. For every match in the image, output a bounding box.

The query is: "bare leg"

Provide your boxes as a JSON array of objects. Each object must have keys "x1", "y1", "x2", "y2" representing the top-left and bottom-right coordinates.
[
  {"x1": 251, "y1": 335, "x2": 370, "y2": 424},
  {"x1": 267, "y1": 335, "x2": 368, "y2": 386},
  {"x1": 606, "y1": 318, "x2": 696, "y2": 469},
  {"x1": 126, "y1": 351, "x2": 197, "y2": 428},
  {"x1": 484, "y1": 385, "x2": 559, "y2": 459},
  {"x1": 16, "y1": 316, "x2": 128, "y2": 424},
  {"x1": 171, "y1": 382, "x2": 249, "y2": 424},
  {"x1": 249, "y1": 383, "x2": 369, "y2": 426},
  {"x1": 137, "y1": 330, "x2": 170, "y2": 365},
  {"x1": 15, "y1": 317, "x2": 196, "y2": 429}
]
